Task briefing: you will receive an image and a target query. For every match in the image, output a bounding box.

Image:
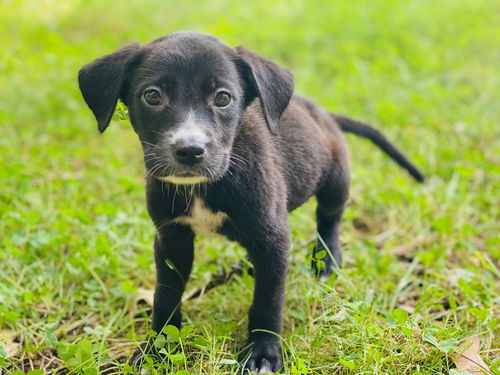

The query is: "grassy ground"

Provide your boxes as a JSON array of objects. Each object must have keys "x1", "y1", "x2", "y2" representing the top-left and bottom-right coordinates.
[{"x1": 1, "y1": 0, "x2": 499, "y2": 373}]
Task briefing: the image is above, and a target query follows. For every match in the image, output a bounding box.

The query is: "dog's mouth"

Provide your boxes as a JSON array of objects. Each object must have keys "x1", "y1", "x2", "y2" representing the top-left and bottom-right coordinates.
[
  {"x1": 145, "y1": 150, "x2": 231, "y2": 185},
  {"x1": 149, "y1": 163, "x2": 226, "y2": 185},
  {"x1": 156, "y1": 173, "x2": 210, "y2": 185}
]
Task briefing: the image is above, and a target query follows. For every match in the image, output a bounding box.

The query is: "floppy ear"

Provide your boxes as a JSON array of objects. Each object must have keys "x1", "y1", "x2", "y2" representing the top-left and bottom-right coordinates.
[
  {"x1": 78, "y1": 43, "x2": 141, "y2": 133},
  {"x1": 235, "y1": 46, "x2": 294, "y2": 134}
]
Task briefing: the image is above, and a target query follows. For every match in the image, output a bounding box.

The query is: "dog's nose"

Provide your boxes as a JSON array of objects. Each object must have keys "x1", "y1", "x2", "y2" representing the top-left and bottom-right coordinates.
[{"x1": 173, "y1": 140, "x2": 206, "y2": 165}]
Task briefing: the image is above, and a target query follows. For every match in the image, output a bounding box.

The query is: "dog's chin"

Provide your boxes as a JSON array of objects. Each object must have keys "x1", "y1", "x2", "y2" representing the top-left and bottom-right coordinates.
[
  {"x1": 151, "y1": 155, "x2": 231, "y2": 185},
  {"x1": 154, "y1": 166, "x2": 228, "y2": 185},
  {"x1": 157, "y1": 174, "x2": 210, "y2": 185}
]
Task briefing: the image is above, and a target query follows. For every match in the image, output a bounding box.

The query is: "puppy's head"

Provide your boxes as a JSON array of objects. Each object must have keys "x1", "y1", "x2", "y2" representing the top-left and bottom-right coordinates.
[{"x1": 78, "y1": 32, "x2": 293, "y2": 184}]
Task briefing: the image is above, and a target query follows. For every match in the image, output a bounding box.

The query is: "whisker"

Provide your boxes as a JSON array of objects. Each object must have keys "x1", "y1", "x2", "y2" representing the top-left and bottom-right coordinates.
[
  {"x1": 144, "y1": 156, "x2": 165, "y2": 162},
  {"x1": 228, "y1": 160, "x2": 245, "y2": 174},
  {"x1": 141, "y1": 141, "x2": 162, "y2": 149},
  {"x1": 183, "y1": 185, "x2": 189, "y2": 207},
  {"x1": 149, "y1": 162, "x2": 168, "y2": 177},
  {"x1": 185, "y1": 185, "x2": 195, "y2": 212},
  {"x1": 159, "y1": 163, "x2": 170, "y2": 178},
  {"x1": 172, "y1": 184, "x2": 178, "y2": 214},
  {"x1": 152, "y1": 130, "x2": 168, "y2": 138},
  {"x1": 230, "y1": 154, "x2": 249, "y2": 166}
]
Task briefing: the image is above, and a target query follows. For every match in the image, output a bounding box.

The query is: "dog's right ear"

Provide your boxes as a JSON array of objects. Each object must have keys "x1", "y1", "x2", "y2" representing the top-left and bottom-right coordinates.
[{"x1": 78, "y1": 43, "x2": 141, "y2": 133}]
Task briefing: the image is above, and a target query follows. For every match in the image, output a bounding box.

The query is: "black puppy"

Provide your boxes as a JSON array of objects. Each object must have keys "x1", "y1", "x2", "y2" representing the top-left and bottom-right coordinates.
[{"x1": 78, "y1": 32, "x2": 424, "y2": 373}]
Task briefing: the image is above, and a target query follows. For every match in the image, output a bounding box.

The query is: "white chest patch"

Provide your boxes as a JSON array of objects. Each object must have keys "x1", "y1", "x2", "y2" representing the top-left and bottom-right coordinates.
[{"x1": 172, "y1": 197, "x2": 228, "y2": 236}]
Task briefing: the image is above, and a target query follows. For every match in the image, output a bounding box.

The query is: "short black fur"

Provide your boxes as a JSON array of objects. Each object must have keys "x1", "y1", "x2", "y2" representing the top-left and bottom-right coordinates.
[{"x1": 78, "y1": 32, "x2": 424, "y2": 373}]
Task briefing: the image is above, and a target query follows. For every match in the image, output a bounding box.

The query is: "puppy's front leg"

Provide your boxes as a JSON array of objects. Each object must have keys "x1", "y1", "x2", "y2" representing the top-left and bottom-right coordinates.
[
  {"x1": 132, "y1": 224, "x2": 194, "y2": 366},
  {"x1": 239, "y1": 230, "x2": 290, "y2": 373},
  {"x1": 152, "y1": 224, "x2": 195, "y2": 332}
]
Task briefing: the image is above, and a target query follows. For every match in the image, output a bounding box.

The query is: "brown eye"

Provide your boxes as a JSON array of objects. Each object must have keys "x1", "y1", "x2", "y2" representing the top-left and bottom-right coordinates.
[
  {"x1": 143, "y1": 89, "x2": 162, "y2": 106},
  {"x1": 214, "y1": 91, "x2": 231, "y2": 107}
]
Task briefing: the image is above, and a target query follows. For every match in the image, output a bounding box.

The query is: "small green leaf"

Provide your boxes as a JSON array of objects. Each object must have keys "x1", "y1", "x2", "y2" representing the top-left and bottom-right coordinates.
[
  {"x1": 393, "y1": 308, "x2": 409, "y2": 325},
  {"x1": 436, "y1": 338, "x2": 459, "y2": 353},
  {"x1": 424, "y1": 334, "x2": 458, "y2": 353},
  {"x1": 469, "y1": 307, "x2": 489, "y2": 320},
  {"x1": 3, "y1": 310, "x2": 20, "y2": 322},
  {"x1": 167, "y1": 353, "x2": 185, "y2": 363},
  {"x1": 339, "y1": 359, "x2": 356, "y2": 369},
  {"x1": 180, "y1": 325, "x2": 193, "y2": 338},
  {"x1": 192, "y1": 336, "x2": 210, "y2": 349},
  {"x1": 315, "y1": 250, "x2": 327, "y2": 260},
  {"x1": 120, "y1": 279, "x2": 137, "y2": 293},
  {"x1": 153, "y1": 334, "x2": 167, "y2": 349},
  {"x1": 112, "y1": 100, "x2": 130, "y2": 121},
  {"x1": 44, "y1": 332, "x2": 58, "y2": 348},
  {"x1": 315, "y1": 260, "x2": 325, "y2": 270},
  {"x1": 45, "y1": 322, "x2": 58, "y2": 333},
  {"x1": 401, "y1": 326, "x2": 412, "y2": 338},
  {"x1": 162, "y1": 325, "x2": 180, "y2": 341},
  {"x1": 423, "y1": 333, "x2": 439, "y2": 347},
  {"x1": 77, "y1": 339, "x2": 93, "y2": 353}
]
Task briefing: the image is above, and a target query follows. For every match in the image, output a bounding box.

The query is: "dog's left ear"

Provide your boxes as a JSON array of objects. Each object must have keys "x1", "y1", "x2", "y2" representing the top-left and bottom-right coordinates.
[
  {"x1": 235, "y1": 46, "x2": 294, "y2": 134},
  {"x1": 78, "y1": 43, "x2": 142, "y2": 133}
]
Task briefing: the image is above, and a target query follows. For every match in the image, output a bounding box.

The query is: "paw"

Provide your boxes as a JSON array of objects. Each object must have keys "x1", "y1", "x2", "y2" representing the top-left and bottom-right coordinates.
[
  {"x1": 239, "y1": 338, "x2": 283, "y2": 374},
  {"x1": 129, "y1": 340, "x2": 164, "y2": 371},
  {"x1": 311, "y1": 243, "x2": 341, "y2": 281},
  {"x1": 130, "y1": 343, "x2": 150, "y2": 370},
  {"x1": 316, "y1": 266, "x2": 333, "y2": 282},
  {"x1": 311, "y1": 252, "x2": 334, "y2": 281}
]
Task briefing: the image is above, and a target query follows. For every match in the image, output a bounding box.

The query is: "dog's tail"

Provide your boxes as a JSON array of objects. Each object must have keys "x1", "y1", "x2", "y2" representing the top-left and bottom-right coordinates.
[{"x1": 332, "y1": 114, "x2": 425, "y2": 182}]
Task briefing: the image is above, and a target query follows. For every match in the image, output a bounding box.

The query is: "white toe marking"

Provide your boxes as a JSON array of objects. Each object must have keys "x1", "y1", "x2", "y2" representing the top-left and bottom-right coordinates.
[
  {"x1": 257, "y1": 363, "x2": 274, "y2": 374},
  {"x1": 319, "y1": 274, "x2": 330, "y2": 283}
]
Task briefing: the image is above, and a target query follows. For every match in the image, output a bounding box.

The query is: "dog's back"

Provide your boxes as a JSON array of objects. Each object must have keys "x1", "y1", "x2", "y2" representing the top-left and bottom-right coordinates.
[{"x1": 280, "y1": 96, "x2": 350, "y2": 211}]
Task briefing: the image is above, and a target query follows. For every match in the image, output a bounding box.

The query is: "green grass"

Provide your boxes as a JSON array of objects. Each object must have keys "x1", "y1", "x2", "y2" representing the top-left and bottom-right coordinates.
[{"x1": 1, "y1": 0, "x2": 499, "y2": 373}]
